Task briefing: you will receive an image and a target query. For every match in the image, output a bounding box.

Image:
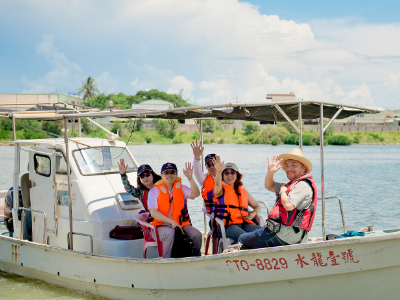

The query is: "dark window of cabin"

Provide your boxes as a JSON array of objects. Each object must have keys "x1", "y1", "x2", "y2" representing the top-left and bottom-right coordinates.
[
  {"x1": 55, "y1": 151, "x2": 68, "y2": 175},
  {"x1": 34, "y1": 154, "x2": 51, "y2": 177}
]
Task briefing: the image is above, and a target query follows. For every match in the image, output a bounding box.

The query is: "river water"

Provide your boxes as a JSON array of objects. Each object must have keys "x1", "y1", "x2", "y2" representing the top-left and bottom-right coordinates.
[{"x1": 1, "y1": 143, "x2": 400, "y2": 299}]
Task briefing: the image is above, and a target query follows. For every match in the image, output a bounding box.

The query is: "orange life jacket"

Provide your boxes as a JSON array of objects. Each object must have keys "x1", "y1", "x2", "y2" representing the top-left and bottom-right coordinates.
[
  {"x1": 214, "y1": 184, "x2": 254, "y2": 226},
  {"x1": 202, "y1": 174, "x2": 217, "y2": 213},
  {"x1": 149, "y1": 178, "x2": 192, "y2": 227}
]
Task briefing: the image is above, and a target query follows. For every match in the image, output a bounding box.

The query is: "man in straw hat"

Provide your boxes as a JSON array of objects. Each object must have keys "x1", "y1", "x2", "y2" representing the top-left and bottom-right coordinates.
[{"x1": 238, "y1": 148, "x2": 318, "y2": 249}]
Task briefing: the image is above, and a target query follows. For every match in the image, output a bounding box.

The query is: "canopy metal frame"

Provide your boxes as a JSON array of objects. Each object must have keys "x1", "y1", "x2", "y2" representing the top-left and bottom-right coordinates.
[{"x1": 7, "y1": 101, "x2": 380, "y2": 248}]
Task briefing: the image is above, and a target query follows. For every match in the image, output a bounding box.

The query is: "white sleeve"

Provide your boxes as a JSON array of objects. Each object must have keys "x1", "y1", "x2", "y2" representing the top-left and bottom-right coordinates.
[
  {"x1": 193, "y1": 159, "x2": 207, "y2": 187},
  {"x1": 182, "y1": 185, "x2": 195, "y2": 200},
  {"x1": 147, "y1": 187, "x2": 160, "y2": 209}
]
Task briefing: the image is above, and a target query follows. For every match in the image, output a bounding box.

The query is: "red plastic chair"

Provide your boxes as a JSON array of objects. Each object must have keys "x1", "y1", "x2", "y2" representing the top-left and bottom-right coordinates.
[
  {"x1": 203, "y1": 201, "x2": 270, "y2": 254},
  {"x1": 202, "y1": 208, "x2": 219, "y2": 255},
  {"x1": 134, "y1": 213, "x2": 163, "y2": 258}
]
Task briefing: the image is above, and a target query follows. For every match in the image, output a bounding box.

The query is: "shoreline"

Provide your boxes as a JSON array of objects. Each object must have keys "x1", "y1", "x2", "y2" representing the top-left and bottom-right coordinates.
[{"x1": 1, "y1": 141, "x2": 400, "y2": 146}]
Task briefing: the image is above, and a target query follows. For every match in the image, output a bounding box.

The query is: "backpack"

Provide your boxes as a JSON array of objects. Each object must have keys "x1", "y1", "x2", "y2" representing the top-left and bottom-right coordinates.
[{"x1": 171, "y1": 228, "x2": 198, "y2": 258}]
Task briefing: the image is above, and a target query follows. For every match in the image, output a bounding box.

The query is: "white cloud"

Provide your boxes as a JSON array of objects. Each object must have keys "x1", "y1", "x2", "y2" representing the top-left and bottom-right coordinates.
[
  {"x1": 96, "y1": 72, "x2": 118, "y2": 94},
  {"x1": 6, "y1": 1, "x2": 400, "y2": 107},
  {"x1": 384, "y1": 73, "x2": 400, "y2": 89},
  {"x1": 21, "y1": 35, "x2": 82, "y2": 93},
  {"x1": 167, "y1": 76, "x2": 194, "y2": 98},
  {"x1": 128, "y1": 62, "x2": 175, "y2": 93},
  {"x1": 36, "y1": 35, "x2": 81, "y2": 73}
]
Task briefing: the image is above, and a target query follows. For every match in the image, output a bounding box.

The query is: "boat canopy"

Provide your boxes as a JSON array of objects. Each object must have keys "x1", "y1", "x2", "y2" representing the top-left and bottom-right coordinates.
[{"x1": 0, "y1": 101, "x2": 380, "y2": 121}]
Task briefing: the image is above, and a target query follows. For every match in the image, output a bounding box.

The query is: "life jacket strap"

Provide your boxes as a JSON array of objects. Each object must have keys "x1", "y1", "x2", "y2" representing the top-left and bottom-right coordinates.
[{"x1": 215, "y1": 204, "x2": 248, "y2": 212}]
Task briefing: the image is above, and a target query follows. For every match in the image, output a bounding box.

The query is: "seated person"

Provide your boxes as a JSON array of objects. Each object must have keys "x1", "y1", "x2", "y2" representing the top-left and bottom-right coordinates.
[
  {"x1": 118, "y1": 159, "x2": 161, "y2": 212},
  {"x1": 213, "y1": 156, "x2": 261, "y2": 244},
  {"x1": 148, "y1": 162, "x2": 202, "y2": 258},
  {"x1": 191, "y1": 140, "x2": 218, "y2": 213},
  {"x1": 239, "y1": 148, "x2": 318, "y2": 249}
]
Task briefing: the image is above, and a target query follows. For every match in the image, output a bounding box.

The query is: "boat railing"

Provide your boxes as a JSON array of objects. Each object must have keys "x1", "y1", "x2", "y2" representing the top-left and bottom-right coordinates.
[
  {"x1": 67, "y1": 232, "x2": 94, "y2": 253},
  {"x1": 318, "y1": 196, "x2": 346, "y2": 234},
  {"x1": 256, "y1": 201, "x2": 270, "y2": 215},
  {"x1": 20, "y1": 208, "x2": 47, "y2": 244}
]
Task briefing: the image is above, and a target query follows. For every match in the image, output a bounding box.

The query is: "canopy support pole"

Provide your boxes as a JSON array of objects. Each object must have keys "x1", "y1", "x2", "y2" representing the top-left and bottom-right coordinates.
[
  {"x1": 298, "y1": 103, "x2": 303, "y2": 151},
  {"x1": 323, "y1": 107, "x2": 343, "y2": 134},
  {"x1": 320, "y1": 104, "x2": 326, "y2": 241},
  {"x1": 64, "y1": 117, "x2": 74, "y2": 249},
  {"x1": 199, "y1": 120, "x2": 207, "y2": 244},
  {"x1": 12, "y1": 115, "x2": 16, "y2": 141},
  {"x1": 274, "y1": 104, "x2": 300, "y2": 134},
  {"x1": 12, "y1": 144, "x2": 20, "y2": 236},
  {"x1": 58, "y1": 99, "x2": 115, "y2": 138}
]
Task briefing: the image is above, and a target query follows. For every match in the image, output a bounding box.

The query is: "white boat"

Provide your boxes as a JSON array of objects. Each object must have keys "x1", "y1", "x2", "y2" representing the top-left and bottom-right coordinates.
[{"x1": 3, "y1": 101, "x2": 400, "y2": 300}]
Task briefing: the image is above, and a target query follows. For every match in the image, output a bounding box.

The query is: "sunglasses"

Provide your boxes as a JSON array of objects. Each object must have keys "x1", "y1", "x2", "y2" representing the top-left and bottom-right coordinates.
[
  {"x1": 223, "y1": 170, "x2": 236, "y2": 176},
  {"x1": 206, "y1": 162, "x2": 214, "y2": 168},
  {"x1": 163, "y1": 170, "x2": 176, "y2": 175},
  {"x1": 139, "y1": 172, "x2": 151, "y2": 179}
]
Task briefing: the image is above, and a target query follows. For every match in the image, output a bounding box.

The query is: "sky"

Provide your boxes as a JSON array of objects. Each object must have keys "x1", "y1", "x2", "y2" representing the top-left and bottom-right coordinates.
[{"x1": 1, "y1": 0, "x2": 400, "y2": 109}]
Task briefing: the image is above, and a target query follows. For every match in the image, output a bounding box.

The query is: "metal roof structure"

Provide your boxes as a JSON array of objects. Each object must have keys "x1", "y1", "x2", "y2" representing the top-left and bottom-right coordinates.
[{"x1": 0, "y1": 101, "x2": 381, "y2": 122}]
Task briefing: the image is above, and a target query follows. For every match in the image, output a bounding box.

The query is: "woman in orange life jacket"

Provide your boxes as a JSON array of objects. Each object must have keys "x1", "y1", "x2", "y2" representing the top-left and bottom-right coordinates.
[
  {"x1": 118, "y1": 159, "x2": 161, "y2": 212},
  {"x1": 238, "y1": 148, "x2": 317, "y2": 249},
  {"x1": 148, "y1": 162, "x2": 202, "y2": 258},
  {"x1": 213, "y1": 156, "x2": 262, "y2": 244},
  {"x1": 191, "y1": 140, "x2": 218, "y2": 213}
]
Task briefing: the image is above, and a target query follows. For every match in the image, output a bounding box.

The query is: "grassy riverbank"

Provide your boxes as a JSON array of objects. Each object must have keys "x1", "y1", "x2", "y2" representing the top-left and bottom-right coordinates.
[{"x1": 1, "y1": 119, "x2": 400, "y2": 145}]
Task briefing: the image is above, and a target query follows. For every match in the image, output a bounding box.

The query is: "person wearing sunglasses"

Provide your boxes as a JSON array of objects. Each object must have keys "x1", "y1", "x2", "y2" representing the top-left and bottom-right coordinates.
[
  {"x1": 213, "y1": 156, "x2": 261, "y2": 244},
  {"x1": 238, "y1": 148, "x2": 317, "y2": 249},
  {"x1": 147, "y1": 162, "x2": 202, "y2": 258},
  {"x1": 191, "y1": 140, "x2": 218, "y2": 214},
  {"x1": 118, "y1": 159, "x2": 161, "y2": 212}
]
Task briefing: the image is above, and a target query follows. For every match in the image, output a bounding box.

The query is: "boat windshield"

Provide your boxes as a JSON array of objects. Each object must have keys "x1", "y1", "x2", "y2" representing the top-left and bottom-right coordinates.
[{"x1": 73, "y1": 147, "x2": 136, "y2": 175}]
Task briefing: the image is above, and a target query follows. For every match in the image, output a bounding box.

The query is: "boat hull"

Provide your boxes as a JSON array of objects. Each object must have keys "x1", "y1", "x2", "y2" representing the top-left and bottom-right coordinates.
[{"x1": 1, "y1": 232, "x2": 400, "y2": 299}]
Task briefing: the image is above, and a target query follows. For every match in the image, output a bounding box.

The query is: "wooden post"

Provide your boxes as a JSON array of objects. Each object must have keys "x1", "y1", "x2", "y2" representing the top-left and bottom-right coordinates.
[
  {"x1": 72, "y1": 117, "x2": 75, "y2": 138},
  {"x1": 78, "y1": 117, "x2": 81, "y2": 137}
]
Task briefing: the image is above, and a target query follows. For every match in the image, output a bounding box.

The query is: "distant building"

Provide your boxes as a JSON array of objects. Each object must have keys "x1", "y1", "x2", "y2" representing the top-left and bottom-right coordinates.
[
  {"x1": 332, "y1": 109, "x2": 400, "y2": 126},
  {"x1": 266, "y1": 92, "x2": 296, "y2": 102},
  {"x1": 0, "y1": 93, "x2": 82, "y2": 111},
  {"x1": 131, "y1": 99, "x2": 173, "y2": 110},
  {"x1": 0, "y1": 93, "x2": 58, "y2": 111}
]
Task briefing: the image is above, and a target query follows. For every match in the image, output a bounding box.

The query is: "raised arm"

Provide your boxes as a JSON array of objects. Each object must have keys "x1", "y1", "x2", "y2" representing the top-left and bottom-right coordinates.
[
  {"x1": 118, "y1": 158, "x2": 129, "y2": 175},
  {"x1": 183, "y1": 162, "x2": 200, "y2": 198},
  {"x1": 264, "y1": 156, "x2": 282, "y2": 192},
  {"x1": 191, "y1": 140, "x2": 207, "y2": 186},
  {"x1": 213, "y1": 156, "x2": 224, "y2": 197},
  {"x1": 118, "y1": 158, "x2": 138, "y2": 194}
]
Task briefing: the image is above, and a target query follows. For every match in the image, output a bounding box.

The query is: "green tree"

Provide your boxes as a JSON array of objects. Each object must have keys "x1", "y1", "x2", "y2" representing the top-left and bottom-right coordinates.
[
  {"x1": 77, "y1": 77, "x2": 100, "y2": 104},
  {"x1": 152, "y1": 119, "x2": 179, "y2": 138},
  {"x1": 87, "y1": 89, "x2": 193, "y2": 110},
  {"x1": 202, "y1": 120, "x2": 215, "y2": 133},
  {"x1": 243, "y1": 121, "x2": 260, "y2": 136}
]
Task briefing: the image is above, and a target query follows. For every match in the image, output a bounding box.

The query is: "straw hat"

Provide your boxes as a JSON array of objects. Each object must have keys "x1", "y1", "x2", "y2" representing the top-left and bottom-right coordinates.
[{"x1": 278, "y1": 148, "x2": 312, "y2": 173}]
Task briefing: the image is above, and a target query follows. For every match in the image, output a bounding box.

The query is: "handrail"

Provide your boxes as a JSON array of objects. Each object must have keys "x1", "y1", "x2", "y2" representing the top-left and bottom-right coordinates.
[
  {"x1": 318, "y1": 196, "x2": 346, "y2": 234},
  {"x1": 67, "y1": 232, "x2": 94, "y2": 253},
  {"x1": 256, "y1": 201, "x2": 270, "y2": 215},
  {"x1": 20, "y1": 208, "x2": 47, "y2": 245}
]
